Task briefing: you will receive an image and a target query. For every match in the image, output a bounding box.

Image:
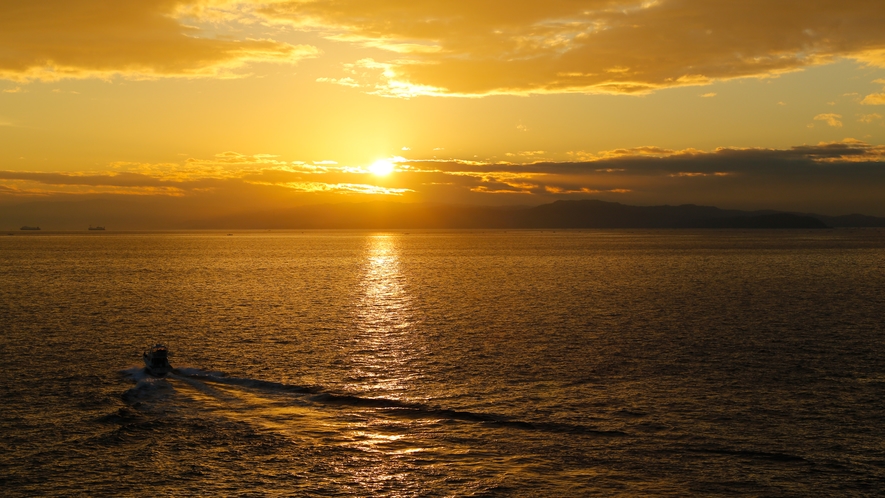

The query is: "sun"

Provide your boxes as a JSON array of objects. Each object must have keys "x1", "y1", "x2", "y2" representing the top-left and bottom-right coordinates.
[{"x1": 369, "y1": 159, "x2": 395, "y2": 176}]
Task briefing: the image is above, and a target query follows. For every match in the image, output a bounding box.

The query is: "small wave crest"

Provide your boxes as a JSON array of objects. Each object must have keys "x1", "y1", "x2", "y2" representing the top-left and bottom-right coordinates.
[{"x1": 97, "y1": 406, "x2": 143, "y2": 425}]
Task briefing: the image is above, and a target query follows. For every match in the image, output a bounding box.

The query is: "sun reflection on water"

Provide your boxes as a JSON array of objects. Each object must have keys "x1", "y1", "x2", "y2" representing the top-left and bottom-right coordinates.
[
  {"x1": 344, "y1": 234, "x2": 436, "y2": 489},
  {"x1": 348, "y1": 234, "x2": 421, "y2": 396}
]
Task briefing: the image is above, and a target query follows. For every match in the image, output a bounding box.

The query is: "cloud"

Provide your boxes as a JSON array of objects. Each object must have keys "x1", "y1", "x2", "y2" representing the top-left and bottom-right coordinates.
[
  {"x1": 700, "y1": 93, "x2": 717, "y2": 98},
  {"x1": 596, "y1": 146, "x2": 702, "y2": 159},
  {"x1": 246, "y1": 180, "x2": 411, "y2": 195},
  {"x1": 862, "y1": 93, "x2": 885, "y2": 105},
  {"x1": 255, "y1": 0, "x2": 885, "y2": 96},
  {"x1": 859, "y1": 113, "x2": 882, "y2": 123},
  {"x1": 8, "y1": 0, "x2": 885, "y2": 95},
  {"x1": 2, "y1": 140, "x2": 884, "y2": 216},
  {"x1": 814, "y1": 113, "x2": 843, "y2": 127},
  {"x1": 6, "y1": 1, "x2": 885, "y2": 95},
  {"x1": 0, "y1": 0, "x2": 318, "y2": 82},
  {"x1": 0, "y1": 151, "x2": 421, "y2": 201},
  {"x1": 862, "y1": 78, "x2": 885, "y2": 104}
]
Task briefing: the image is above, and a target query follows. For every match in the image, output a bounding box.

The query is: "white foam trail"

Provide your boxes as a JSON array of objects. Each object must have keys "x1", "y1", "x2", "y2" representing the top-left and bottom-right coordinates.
[
  {"x1": 175, "y1": 367, "x2": 227, "y2": 378},
  {"x1": 120, "y1": 366, "x2": 175, "y2": 405},
  {"x1": 168, "y1": 371, "x2": 235, "y2": 400},
  {"x1": 120, "y1": 366, "x2": 150, "y2": 382}
]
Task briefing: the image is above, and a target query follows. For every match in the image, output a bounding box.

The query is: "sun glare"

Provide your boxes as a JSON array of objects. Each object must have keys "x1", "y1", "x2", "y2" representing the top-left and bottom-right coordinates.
[{"x1": 369, "y1": 159, "x2": 395, "y2": 176}]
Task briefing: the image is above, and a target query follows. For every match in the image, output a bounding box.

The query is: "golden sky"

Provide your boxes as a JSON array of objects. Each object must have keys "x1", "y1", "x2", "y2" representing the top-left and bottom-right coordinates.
[{"x1": 2, "y1": 0, "x2": 885, "y2": 221}]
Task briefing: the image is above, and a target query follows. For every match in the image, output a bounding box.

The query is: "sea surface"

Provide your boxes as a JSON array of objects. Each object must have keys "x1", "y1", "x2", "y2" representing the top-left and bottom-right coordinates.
[{"x1": 1, "y1": 230, "x2": 884, "y2": 496}]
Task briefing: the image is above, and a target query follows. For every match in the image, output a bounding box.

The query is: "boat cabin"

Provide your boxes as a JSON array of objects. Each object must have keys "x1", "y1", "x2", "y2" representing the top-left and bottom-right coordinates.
[{"x1": 143, "y1": 344, "x2": 172, "y2": 376}]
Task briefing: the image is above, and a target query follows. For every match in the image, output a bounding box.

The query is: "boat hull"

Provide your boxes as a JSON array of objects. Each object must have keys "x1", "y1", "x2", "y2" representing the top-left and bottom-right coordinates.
[{"x1": 143, "y1": 349, "x2": 173, "y2": 377}]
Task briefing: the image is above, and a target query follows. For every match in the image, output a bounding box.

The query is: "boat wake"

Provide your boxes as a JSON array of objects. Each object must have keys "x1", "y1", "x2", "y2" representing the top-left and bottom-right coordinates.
[
  {"x1": 166, "y1": 368, "x2": 626, "y2": 437},
  {"x1": 118, "y1": 367, "x2": 176, "y2": 402}
]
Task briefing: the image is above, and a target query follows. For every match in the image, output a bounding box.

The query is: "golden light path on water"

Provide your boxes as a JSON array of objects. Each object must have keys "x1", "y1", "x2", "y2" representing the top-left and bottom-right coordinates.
[
  {"x1": 348, "y1": 234, "x2": 420, "y2": 396},
  {"x1": 346, "y1": 234, "x2": 439, "y2": 487}
]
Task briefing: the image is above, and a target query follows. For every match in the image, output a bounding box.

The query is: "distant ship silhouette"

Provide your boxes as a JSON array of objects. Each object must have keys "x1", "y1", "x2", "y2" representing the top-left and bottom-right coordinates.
[
  {"x1": 20, "y1": 226, "x2": 40, "y2": 230},
  {"x1": 88, "y1": 226, "x2": 105, "y2": 230}
]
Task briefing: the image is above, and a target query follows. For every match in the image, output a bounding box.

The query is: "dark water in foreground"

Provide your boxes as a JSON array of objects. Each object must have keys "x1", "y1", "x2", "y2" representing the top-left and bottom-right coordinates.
[{"x1": 1, "y1": 230, "x2": 884, "y2": 496}]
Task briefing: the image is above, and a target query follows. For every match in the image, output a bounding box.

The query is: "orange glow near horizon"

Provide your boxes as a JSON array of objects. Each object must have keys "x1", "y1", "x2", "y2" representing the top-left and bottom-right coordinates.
[{"x1": 1, "y1": 1, "x2": 885, "y2": 223}]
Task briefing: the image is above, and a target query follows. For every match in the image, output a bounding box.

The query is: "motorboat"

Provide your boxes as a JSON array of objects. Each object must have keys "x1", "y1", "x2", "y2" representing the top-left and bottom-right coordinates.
[{"x1": 143, "y1": 344, "x2": 173, "y2": 377}]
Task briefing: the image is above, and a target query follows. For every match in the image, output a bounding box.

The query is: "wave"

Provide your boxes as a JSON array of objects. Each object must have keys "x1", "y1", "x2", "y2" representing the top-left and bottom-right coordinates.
[
  {"x1": 687, "y1": 446, "x2": 808, "y2": 463},
  {"x1": 174, "y1": 368, "x2": 626, "y2": 437},
  {"x1": 97, "y1": 406, "x2": 143, "y2": 425}
]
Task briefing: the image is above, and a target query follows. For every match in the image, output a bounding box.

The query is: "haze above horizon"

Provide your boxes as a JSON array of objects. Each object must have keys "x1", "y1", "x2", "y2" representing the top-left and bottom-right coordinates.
[{"x1": 2, "y1": 0, "x2": 884, "y2": 219}]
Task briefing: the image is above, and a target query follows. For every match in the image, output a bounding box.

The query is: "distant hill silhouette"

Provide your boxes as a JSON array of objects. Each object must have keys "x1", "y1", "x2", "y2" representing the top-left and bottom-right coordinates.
[
  {"x1": 524, "y1": 201, "x2": 885, "y2": 228},
  {"x1": 515, "y1": 200, "x2": 830, "y2": 229},
  {"x1": 815, "y1": 213, "x2": 885, "y2": 228},
  {"x1": 5, "y1": 198, "x2": 885, "y2": 230},
  {"x1": 688, "y1": 213, "x2": 829, "y2": 229},
  {"x1": 190, "y1": 200, "x2": 874, "y2": 229}
]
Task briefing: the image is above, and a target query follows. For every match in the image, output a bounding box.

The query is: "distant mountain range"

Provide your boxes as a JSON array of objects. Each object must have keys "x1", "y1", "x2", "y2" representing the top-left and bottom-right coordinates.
[
  {"x1": 191, "y1": 200, "x2": 885, "y2": 229},
  {"x1": 5, "y1": 198, "x2": 885, "y2": 230}
]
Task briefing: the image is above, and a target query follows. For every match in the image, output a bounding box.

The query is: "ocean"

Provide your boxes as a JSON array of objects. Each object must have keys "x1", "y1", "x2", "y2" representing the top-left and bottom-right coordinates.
[{"x1": 1, "y1": 230, "x2": 883, "y2": 496}]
